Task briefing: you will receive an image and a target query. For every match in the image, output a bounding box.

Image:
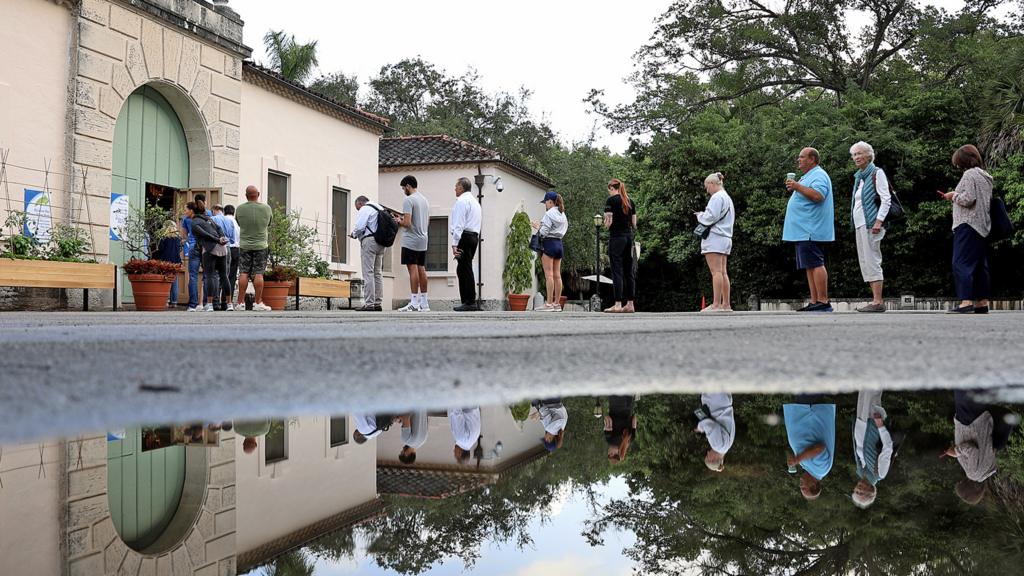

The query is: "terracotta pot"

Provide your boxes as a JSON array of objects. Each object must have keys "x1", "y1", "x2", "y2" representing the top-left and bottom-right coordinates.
[
  {"x1": 127, "y1": 274, "x2": 173, "y2": 311},
  {"x1": 559, "y1": 296, "x2": 568, "y2": 309},
  {"x1": 507, "y1": 293, "x2": 530, "y2": 312},
  {"x1": 262, "y1": 280, "x2": 294, "y2": 310}
]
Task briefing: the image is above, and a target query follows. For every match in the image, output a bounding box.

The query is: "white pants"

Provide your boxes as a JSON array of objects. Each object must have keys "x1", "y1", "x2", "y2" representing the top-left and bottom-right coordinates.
[{"x1": 854, "y1": 226, "x2": 885, "y2": 282}]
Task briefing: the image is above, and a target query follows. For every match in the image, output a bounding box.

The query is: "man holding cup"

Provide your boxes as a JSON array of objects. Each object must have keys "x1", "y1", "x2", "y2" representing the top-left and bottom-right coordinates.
[{"x1": 783, "y1": 148, "x2": 835, "y2": 312}]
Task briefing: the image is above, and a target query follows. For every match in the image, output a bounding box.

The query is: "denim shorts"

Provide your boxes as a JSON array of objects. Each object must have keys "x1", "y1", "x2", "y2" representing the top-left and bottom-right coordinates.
[{"x1": 794, "y1": 241, "x2": 826, "y2": 270}]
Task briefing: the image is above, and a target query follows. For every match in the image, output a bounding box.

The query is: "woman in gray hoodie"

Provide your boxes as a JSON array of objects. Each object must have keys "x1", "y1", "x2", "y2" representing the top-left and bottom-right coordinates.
[{"x1": 939, "y1": 144, "x2": 993, "y2": 314}]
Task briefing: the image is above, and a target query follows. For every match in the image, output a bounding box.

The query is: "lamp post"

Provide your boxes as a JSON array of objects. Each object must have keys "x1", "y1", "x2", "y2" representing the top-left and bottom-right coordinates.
[
  {"x1": 592, "y1": 213, "x2": 603, "y2": 312},
  {"x1": 473, "y1": 169, "x2": 503, "y2": 308}
]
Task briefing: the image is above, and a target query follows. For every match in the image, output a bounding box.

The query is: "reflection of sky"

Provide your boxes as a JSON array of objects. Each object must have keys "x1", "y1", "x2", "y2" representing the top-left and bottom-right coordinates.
[{"x1": 307, "y1": 476, "x2": 637, "y2": 576}]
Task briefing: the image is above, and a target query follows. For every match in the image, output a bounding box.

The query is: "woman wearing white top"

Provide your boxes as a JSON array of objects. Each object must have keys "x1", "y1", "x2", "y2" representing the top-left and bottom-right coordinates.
[
  {"x1": 849, "y1": 141, "x2": 892, "y2": 313},
  {"x1": 694, "y1": 172, "x2": 735, "y2": 312},
  {"x1": 531, "y1": 191, "x2": 569, "y2": 311}
]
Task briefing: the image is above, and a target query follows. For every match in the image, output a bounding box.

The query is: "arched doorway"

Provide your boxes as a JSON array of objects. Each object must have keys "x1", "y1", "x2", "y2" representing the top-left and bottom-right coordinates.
[{"x1": 109, "y1": 85, "x2": 190, "y2": 301}]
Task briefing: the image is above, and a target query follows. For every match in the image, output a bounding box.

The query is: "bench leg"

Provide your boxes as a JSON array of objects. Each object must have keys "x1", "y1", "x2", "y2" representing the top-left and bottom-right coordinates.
[
  {"x1": 83, "y1": 288, "x2": 89, "y2": 312},
  {"x1": 295, "y1": 278, "x2": 301, "y2": 311},
  {"x1": 327, "y1": 297, "x2": 331, "y2": 310},
  {"x1": 113, "y1": 266, "x2": 118, "y2": 311}
]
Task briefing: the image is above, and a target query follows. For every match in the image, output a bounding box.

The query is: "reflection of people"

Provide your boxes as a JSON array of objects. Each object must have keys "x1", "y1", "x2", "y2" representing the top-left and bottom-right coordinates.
[
  {"x1": 944, "y1": 391, "x2": 1016, "y2": 504},
  {"x1": 234, "y1": 420, "x2": 271, "y2": 454},
  {"x1": 604, "y1": 396, "x2": 637, "y2": 463},
  {"x1": 695, "y1": 393, "x2": 735, "y2": 472},
  {"x1": 852, "y1": 390, "x2": 893, "y2": 508},
  {"x1": 353, "y1": 413, "x2": 397, "y2": 444},
  {"x1": 398, "y1": 410, "x2": 429, "y2": 465},
  {"x1": 532, "y1": 398, "x2": 568, "y2": 452},
  {"x1": 784, "y1": 397, "x2": 836, "y2": 501},
  {"x1": 449, "y1": 407, "x2": 482, "y2": 463}
]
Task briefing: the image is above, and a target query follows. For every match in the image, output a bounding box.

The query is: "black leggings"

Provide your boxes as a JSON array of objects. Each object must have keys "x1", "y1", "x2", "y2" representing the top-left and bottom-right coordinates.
[
  {"x1": 608, "y1": 234, "x2": 636, "y2": 304},
  {"x1": 202, "y1": 252, "x2": 229, "y2": 304}
]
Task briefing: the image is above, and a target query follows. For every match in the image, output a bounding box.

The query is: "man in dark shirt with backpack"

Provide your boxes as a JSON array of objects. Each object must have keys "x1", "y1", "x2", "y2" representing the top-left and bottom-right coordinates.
[{"x1": 350, "y1": 195, "x2": 398, "y2": 311}]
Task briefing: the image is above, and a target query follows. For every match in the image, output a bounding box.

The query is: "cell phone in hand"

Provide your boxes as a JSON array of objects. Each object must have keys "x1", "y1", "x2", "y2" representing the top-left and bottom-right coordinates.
[{"x1": 694, "y1": 406, "x2": 710, "y2": 421}]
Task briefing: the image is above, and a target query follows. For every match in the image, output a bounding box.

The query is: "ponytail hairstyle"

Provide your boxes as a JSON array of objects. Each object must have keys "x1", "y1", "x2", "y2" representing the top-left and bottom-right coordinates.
[
  {"x1": 704, "y1": 172, "x2": 725, "y2": 188},
  {"x1": 608, "y1": 178, "x2": 631, "y2": 214},
  {"x1": 194, "y1": 199, "x2": 207, "y2": 214},
  {"x1": 555, "y1": 193, "x2": 565, "y2": 214}
]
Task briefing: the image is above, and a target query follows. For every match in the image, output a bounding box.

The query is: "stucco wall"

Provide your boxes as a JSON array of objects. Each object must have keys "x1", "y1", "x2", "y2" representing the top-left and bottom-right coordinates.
[
  {"x1": 379, "y1": 165, "x2": 548, "y2": 306},
  {"x1": 234, "y1": 416, "x2": 378, "y2": 555},
  {"x1": 0, "y1": 440, "x2": 63, "y2": 576}
]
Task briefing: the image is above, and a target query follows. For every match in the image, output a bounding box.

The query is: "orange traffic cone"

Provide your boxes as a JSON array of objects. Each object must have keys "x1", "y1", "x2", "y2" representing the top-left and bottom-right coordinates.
[{"x1": 701, "y1": 295, "x2": 706, "y2": 310}]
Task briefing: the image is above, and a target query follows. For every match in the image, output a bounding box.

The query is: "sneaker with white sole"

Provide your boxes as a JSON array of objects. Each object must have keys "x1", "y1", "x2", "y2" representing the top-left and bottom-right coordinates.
[
  {"x1": 203, "y1": 304, "x2": 215, "y2": 312},
  {"x1": 186, "y1": 306, "x2": 198, "y2": 312},
  {"x1": 226, "y1": 303, "x2": 234, "y2": 311},
  {"x1": 397, "y1": 303, "x2": 420, "y2": 312},
  {"x1": 253, "y1": 302, "x2": 272, "y2": 311},
  {"x1": 419, "y1": 306, "x2": 430, "y2": 312}
]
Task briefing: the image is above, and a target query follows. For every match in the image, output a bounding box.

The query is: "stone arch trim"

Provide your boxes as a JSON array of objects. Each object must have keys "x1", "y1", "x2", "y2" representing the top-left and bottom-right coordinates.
[{"x1": 70, "y1": 0, "x2": 245, "y2": 262}]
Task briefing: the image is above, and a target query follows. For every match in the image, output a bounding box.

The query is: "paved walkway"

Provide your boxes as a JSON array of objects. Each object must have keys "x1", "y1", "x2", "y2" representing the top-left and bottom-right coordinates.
[{"x1": 1, "y1": 310, "x2": 1022, "y2": 442}]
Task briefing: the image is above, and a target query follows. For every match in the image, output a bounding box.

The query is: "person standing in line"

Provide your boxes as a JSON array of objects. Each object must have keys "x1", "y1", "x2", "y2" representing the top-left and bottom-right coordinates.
[
  {"x1": 397, "y1": 175, "x2": 431, "y2": 312},
  {"x1": 531, "y1": 398, "x2": 568, "y2": 452},
  {"x1": 398, "y1": 410, "x2": 429, "y2": 465},
  {"x1": 694, "y1": 393, "x2": 735, "y2": 472},
  {"x1": 189, "y1": 200, "x2": 229, "y2": 312},
  {"x1": 603, "y1": 179, "x2": 637, "y2": 313},
  {"x1": 851, "y1": 390, "x2": 893, "y2": 509},
  {"x1": 350, "y1": 195, "x2": 386, "y2": 312},
  {"x1": 532, "y1": 191, "x2": 569, "y2": 311},
  {"x1": 352, "y1": 413, "x2": 399, "y2": 444},
  {"x1": 211, "y1": 204, "x2": 236, "y2": 311},
  {"x1": 939, "y1": 145, "x2": 994, "y2": 314},
  {"x1": 605, "y1": 395, "x2": 637, "y2": 464},
  {"x1": 449, "y1": 406, "x2": 482, "y2": 464},
  {"x1": 694, "y1": 172, "x2": 735, "y2": 312},
  {"x1": 784, "y1": 395, "x2": 836, "y2": 501},
  {"x1": 233, "y1": 186, "x2": 274, "y2": 311},
  {"x1": 182, "y1": 206, "x2": 201, "y2": 311},
  {"x1": 233, "y1": 419, "x2": 271, "y2": 455},
  {"x1": 155, "y1": 220, "x2": 183, "y2": 308},
  {"x1": 450, "y1": 177, "x2": 482, "y2": 312},
  {"x1": 223, "y1": 204, "x2": 241, "y2": 310},
  {"x1": 783, "y1": 147, "x2": 835, "y2": 312},
  {"x1": 942, "y1": 390, "x2": 1017, "y2": 504},
  {"x1": 849, "y1": 142, "x2": 892, "y2": 313}
]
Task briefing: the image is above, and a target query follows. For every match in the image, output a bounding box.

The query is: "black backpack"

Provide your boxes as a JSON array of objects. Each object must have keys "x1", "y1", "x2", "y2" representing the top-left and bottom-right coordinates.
[{"x1": 368, "y1": 204, "x2": 398, "y2": 247}]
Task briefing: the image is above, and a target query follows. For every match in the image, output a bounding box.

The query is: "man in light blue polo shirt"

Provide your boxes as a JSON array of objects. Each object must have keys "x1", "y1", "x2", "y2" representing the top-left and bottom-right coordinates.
[
  {"x1": 784, "y1": 397, "x2": 836, "y2": 501},
  {"x1": 783, "y1": 147, "x2": 835, "y2": 312}
]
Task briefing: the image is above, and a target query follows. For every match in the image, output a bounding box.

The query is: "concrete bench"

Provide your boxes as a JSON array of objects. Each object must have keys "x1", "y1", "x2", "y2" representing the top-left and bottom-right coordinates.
[
  {"x1": 0, "y1": 259, "x2": 118, "y2": 311},
  {"x1": 289, "y1": 277, "x2": 351, "y2": 310}
]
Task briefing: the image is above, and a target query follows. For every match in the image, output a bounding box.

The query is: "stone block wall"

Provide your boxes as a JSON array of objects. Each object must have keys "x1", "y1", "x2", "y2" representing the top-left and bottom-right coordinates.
[{"x1": 64, "y1": 432, "x2": 237, "y2": 576}]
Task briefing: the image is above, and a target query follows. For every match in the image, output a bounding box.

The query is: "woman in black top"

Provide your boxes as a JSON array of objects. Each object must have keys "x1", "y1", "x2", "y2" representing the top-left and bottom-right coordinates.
[
  {"x1": 188, "y1": 200, "x2": 229, "y2": 312},
  {"x1": 604, "y1": 395, "x2": 637, "y2": 464},
  {"x1": 603, "y1": 179, "x2": 637, "y2": 313}
]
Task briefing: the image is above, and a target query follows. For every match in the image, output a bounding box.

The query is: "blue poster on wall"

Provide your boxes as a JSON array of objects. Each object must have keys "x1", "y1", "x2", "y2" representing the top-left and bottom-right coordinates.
[
  {"x1": 23, "y1": 189, "x2": 53, "y2": 242},
  {"x1": 110, "y1": 193, "x2": 128, "y2": 240}
]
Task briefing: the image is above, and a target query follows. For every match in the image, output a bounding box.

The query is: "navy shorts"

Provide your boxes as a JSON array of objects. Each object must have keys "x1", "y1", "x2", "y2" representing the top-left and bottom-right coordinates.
[
  {"x1": 542, "y1": 238, "x2": 564, "y2": 259},
  {"x1": 401, "y1": 247, "x2": 427, "y2": 266},
  {"x1": 795, "y1": 241, "x2": 826, "y2": 270}
]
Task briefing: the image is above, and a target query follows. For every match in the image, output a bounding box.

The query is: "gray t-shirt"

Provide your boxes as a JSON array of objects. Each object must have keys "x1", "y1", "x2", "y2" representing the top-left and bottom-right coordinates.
[{"x1": 401, "y1": 192, "x2": 430, "y2": 252}]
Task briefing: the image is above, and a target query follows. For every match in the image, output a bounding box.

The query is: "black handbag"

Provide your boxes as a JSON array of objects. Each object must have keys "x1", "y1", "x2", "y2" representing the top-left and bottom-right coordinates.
[
  {"x1": 693, "y1": 205, "x2": 731, "y2": 239},
  {"x1": 990, "y1": 195, "x2": 1014, "y2": 242},
  {"x1": 872, "y1": 171, "x2": 905, "y2": 223},
  {"x1": 530, "y1": 232, "x2": 544, "y2": 252}
]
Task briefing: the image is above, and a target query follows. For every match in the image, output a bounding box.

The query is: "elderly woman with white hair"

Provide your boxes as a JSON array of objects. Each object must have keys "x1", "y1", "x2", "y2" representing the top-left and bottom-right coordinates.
[
  {"x1": 694, "y1": 172, "x2": 735, "y2": 312},
  {"x1": 849, "y1": 141, "x2": 892, "y2": 313}
]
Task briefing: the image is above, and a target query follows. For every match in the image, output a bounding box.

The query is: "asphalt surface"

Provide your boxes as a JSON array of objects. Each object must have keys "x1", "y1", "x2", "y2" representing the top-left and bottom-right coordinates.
[{"x1": 1, "y1": 309, "x2": 1022, "y2": 443}]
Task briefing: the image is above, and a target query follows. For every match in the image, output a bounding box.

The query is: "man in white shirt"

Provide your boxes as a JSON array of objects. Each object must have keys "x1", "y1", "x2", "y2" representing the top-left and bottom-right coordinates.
[
  {"x1": 450, "y1": 177, "x2": 482, "y2": 311},
  {"x1": 448, "y1": 407, "x2": 481, "y2": 464},
  {"x1": 353, "y1": 413, "x2": 398, "y2": 444},
  {"x1": 350, "y1": 195, "x2": 385, "y2": 311},
  {"x1": 695, "y1": 393, "x2": 735, "y2": 472},
  {"x1": 223, "y1": 204, "x2": 242, "y2": 310}
]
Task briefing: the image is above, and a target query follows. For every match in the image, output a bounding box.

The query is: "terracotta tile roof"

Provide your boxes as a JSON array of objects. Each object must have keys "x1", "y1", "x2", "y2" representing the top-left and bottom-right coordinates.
[
  {"x1": 242, "y1": 62, "x2": 391, "y2": 133},
  {"x1": 380, "y1": 135, "x2": 554, "y2": 187}
]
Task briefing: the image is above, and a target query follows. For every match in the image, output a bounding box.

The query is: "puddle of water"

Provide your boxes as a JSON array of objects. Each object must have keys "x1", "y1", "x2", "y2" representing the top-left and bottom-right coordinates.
[{"x1": 2, "y1": 389, "x2": 1022, "y2": 575}]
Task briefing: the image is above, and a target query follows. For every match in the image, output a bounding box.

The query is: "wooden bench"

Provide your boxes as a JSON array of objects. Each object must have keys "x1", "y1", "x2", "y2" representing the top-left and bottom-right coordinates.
[
  {"x1": 289, "y1": 277, "x2": 351, "y2": 310},
  {"x1": 0, "y1": 259, "x2": 118, "y2": 311}
]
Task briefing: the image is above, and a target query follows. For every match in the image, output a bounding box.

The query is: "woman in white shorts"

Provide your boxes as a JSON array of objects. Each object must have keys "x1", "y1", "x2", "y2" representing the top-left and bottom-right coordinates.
[{"x1": 694, "y1": 172, "x2": 735, "y2": 312}]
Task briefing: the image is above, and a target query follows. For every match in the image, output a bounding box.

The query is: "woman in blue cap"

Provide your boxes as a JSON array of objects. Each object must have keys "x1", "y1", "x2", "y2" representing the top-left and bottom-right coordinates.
[{"x1": 532, "y1": 191, "x2": 568, "y2": 311}]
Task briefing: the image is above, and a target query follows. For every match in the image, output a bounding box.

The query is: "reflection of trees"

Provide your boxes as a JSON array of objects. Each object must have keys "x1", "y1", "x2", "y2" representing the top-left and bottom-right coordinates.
[
  {"x1": 258, "y1": 550, "x2": 314, "y2": 576},
  {"x1": 584, "y1": 393, "x2": 1024, "y2": 575}
]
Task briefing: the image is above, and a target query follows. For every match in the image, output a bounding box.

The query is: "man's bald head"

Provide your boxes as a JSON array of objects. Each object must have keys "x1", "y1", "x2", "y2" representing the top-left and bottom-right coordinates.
[{"x1": 245, "y1": 186, "x2": 260, "y2": 200}]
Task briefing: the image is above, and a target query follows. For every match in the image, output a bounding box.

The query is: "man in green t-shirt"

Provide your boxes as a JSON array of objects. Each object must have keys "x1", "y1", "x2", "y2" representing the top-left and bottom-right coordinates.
[{"x1": 233, "y1": 185, "x2": 274, "y2": 311}]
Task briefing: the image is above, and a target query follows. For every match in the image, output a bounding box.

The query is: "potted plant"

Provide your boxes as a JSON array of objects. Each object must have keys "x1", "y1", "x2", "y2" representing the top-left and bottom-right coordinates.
[
  {"x1": 503, "y1": 210, "x2": 534, "y2": 311},
  {"x1": 120, "y1": 205, "x2": 180, "y2": 311},
  {"x1": 264, "y1": 205, "x2": 334, "y2": 310}
]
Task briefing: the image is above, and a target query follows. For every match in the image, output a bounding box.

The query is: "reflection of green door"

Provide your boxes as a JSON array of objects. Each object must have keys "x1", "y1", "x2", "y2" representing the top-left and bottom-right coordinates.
[
  {"x1": 107, "y1": 427, "x2": 186, "y2": 551},
  {"x1": 110, "y1": 86, "x2": 189, "y2": 302}
]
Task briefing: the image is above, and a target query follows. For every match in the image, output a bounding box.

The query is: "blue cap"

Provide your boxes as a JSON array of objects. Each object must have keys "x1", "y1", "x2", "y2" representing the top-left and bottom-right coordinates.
[
  {"x1": 541, "y1": 191, "x2": 558, "y2": 203},
  {"x1": 542, "y1": 438, "x2": 558, "y2": 452}
]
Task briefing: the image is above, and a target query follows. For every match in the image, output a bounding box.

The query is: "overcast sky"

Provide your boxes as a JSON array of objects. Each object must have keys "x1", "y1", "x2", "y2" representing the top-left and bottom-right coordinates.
[{"x1": 235, "y1": 1, "x2": 995, "y2": 154}]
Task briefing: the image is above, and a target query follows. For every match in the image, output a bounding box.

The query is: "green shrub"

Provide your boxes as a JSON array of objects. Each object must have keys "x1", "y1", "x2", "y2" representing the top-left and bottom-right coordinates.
[{"x1": 503, "y1": 210, "x2": 533, "y2": 295}]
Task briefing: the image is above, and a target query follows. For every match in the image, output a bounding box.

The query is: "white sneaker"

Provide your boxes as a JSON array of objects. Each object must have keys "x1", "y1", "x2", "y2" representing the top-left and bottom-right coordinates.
[
  {"x1": 226, "y1": 303, "x2": 234, "y2": 311},
  {"x1": 419, "y1": 305, "x2": 430, "y2": 312},
  {"x1": 203, "y1": 304, "x2": 214, "y2": 312},
  {"x1": 253, "y1": 302, "x2": 272, "y2": 311},
  {"x1": 186, "y1": 306, "x2": 198, "y2": 313},
  {"x1": 538, "y1": 304, "x2": 556, "y2": 312},
  {"x1": 398, "y1": 302, "x2": 420, "y2": 312},
  {"x1": 233, "y1": 302, "x2": 245, "y2": 311}
]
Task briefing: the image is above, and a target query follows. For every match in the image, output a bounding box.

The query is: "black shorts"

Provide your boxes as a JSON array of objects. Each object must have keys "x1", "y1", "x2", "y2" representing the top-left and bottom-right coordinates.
[
  {"x1": 401, "y1": 247, "x2": 427, "y2": 267},
  {"x1": 794, "y1": 241, "x2": 826, "y2": 270}
]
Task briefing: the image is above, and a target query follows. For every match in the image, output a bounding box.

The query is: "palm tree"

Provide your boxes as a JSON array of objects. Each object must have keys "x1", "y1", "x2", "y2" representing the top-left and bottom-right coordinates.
[
  {"x1": 263, "y1": 30, "x2": 319, "y2": 85},
  {"x1": 979, "y1": 51, "x2": 1024, "y2": 164}
]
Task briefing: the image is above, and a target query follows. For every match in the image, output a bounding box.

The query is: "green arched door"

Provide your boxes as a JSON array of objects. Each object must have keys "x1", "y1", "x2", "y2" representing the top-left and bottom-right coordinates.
[
  {"x1": 110, "y1": 85, "x2": 190, "y2": 301},
  {"x1": 107, "y1": 427, "x2": 187, "y2": 551}
]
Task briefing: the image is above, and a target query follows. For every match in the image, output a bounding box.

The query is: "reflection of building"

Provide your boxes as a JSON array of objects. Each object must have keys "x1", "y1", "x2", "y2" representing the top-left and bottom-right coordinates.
[{"x1": 379, "y1": 136, "x2": 553, "y2": 310}]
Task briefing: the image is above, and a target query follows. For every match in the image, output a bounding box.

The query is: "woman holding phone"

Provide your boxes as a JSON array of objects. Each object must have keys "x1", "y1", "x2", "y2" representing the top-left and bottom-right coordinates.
[
  {"x1": 694, "y1": 172, "x2": 735, "y2": 312},
  {"x1": 938, "y1": 145, "x2": 993, "y2": 314}
]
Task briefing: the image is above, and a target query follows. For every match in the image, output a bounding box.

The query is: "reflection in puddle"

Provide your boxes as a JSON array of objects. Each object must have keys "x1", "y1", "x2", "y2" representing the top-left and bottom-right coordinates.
[{"x1": 1, "y1": 391, "x2": 1022, "y2": 575}]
